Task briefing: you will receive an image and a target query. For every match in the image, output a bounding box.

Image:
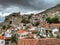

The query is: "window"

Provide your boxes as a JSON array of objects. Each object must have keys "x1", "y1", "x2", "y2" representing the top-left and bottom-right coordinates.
[{"x1": 1, "y1": 41, "x2": 4, "y2": 43}]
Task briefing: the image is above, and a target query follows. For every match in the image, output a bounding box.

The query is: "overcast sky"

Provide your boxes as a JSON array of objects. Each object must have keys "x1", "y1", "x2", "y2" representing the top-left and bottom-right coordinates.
[{"x1": 0, "y1": 0, "x2": 60, "y2": 17}]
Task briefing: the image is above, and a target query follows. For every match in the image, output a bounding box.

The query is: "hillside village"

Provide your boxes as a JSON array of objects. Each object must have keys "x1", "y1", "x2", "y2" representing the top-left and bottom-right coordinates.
[{"x1": 0, "y1": 4, "x2": 60, "y2": 45}]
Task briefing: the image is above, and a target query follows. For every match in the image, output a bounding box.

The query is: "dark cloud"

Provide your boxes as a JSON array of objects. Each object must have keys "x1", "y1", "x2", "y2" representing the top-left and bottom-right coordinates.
[
  {"x1": 0, "y1": 0, "x2": 60, "y2": 13},
  {"x1": 0, "y1": 0, "x2": 31, "y2": 8},
  {"x1": 0, "y1": 0, "x2": 59, "y2": 10}
]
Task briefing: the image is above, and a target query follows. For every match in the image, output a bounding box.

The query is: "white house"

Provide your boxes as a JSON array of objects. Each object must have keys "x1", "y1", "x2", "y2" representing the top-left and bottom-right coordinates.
[
  {"x1": 52, "y1": 28, "x2": 59, "y2": 37},
  {"x1": 40, "y1": 27, "x2": 46, "y2": 37},
  {"x1": 17, "y1": 30, "x2": 29, "y2": 39},
  {"x1": 40, "y1": 27, "x2": 59, "y2": 37},
  {"x1": 5, "y1": 29, "x2": 12, "y2": 38},
  {"x1": 0, "y1": 35, "x2": 5, "y2": 45},
  {"x1": 50, "y1": 23, "x2": 60, "y2": 37}
]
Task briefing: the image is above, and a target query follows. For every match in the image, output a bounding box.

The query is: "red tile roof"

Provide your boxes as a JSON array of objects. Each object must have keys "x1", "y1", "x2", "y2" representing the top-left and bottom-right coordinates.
[
  {"x1": 0, "y1": 35, "x2": 4, "y2": 40},
  {"x1": 17, "y1": 30, "x2": 25, "y2": 34},
  {"x1": 18, "y1": 39, "x2": 38, "y2": 45},
  {"x1": 17, "y1": 38, "x2": 58, "y2": 45},
  {"x1": 41, "y1": 23, "x2": 60, "y2": 27},
  {"x1": 51, "y1": 23, "x2": 60, "y2": 26},
  {"x1": 41, "y1": 23, "x2": 49, "y2": 27}
]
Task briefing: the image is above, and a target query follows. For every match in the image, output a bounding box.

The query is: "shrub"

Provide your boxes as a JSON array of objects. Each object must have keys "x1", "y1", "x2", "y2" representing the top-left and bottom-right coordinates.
[
  {"x1": 56, "y1": 35, "x2": 60, "y2": 39},
  {"x1": 46, "y1": 16, "x2": 60, "y2": 24},
  {"x1": 2, "y1": 25, "x2": 6, "y2": 29}
]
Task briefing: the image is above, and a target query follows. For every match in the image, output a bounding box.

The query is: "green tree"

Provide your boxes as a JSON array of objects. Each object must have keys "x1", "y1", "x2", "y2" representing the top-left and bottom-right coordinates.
[
  {"x1": 7, "y1": 24, "x2": 11, "y2": 29},
  {"x1": 32, "y1": 32, "x2": 38, "y2": 34},
  {"x1": 46, "y1": 16, "x2": 60, "y2": 24},
  {"x1": 46, "y1": 17, "x2": 52, "y2": 24},
  {"x1": 2, "y1": 24, "x2": 11, "y2": 30},
  {"x1": 52, "y1": 17, "x2": 58, "y2": 23},
  {"x1": 56, "y1": 35, "x2": 60, "y2": 39},
  {"x1": 11, "y1": 34, "x2": 18, "y2": 45},
  {"x1": 2, "y1": 25, "x2": 6, "y2": 29}
]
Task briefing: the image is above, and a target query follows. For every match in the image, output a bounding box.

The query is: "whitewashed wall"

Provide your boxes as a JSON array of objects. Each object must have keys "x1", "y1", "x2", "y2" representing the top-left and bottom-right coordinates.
[{"x1": 0, "y1": 40, "x2": 5, "y2": 45}]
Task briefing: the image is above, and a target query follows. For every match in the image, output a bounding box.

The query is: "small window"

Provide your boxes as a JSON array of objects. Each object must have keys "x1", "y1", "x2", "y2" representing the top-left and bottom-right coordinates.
[{"x1": 2, "y1": 41, "x2": 3, "y2": 43}]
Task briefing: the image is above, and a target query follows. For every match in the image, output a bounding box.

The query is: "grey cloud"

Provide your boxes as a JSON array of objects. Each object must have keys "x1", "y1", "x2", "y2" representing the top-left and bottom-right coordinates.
[{"x1": 0, "y1": 0, "x2": 60, "y2": 13}]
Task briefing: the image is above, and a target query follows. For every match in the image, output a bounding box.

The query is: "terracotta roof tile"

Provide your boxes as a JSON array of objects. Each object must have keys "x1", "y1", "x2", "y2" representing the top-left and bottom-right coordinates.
[
  {"x1": 51, "y1": 23, "x2": 60, "y2": 26},
  {"x1": 0, "y1": 35, "x2": 4, "y2": 40},
  {"x1": 17, "y1": 30, "x2": 25, "y2": 34},
  {"x1": 18, "y1": 38, "x2": 60, "y2": 45},
  {"x1": 18, "y1": 39, "x2": 38, "y2": 45},
  {"x1": 41, "y1": 23, "x2": 49, "y2": 27}
]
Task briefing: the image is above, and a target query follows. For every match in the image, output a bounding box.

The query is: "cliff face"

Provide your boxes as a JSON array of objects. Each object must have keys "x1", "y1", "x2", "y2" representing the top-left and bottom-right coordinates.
[{"x1": 3, "y1": 12, "x2": 22, "y2": 26}]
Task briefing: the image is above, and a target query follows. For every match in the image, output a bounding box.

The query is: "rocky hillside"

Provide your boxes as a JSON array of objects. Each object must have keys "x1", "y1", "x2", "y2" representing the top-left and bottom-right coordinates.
[
  {"x1": 36, "y1": 4, "x2": 60, "y2": 17},
  {"x1": 0, "y1": 4, "x2": 60, "y2": 30},
  {"x1": 0, "y1": 12, "x2": 23, "y2": 28}
]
